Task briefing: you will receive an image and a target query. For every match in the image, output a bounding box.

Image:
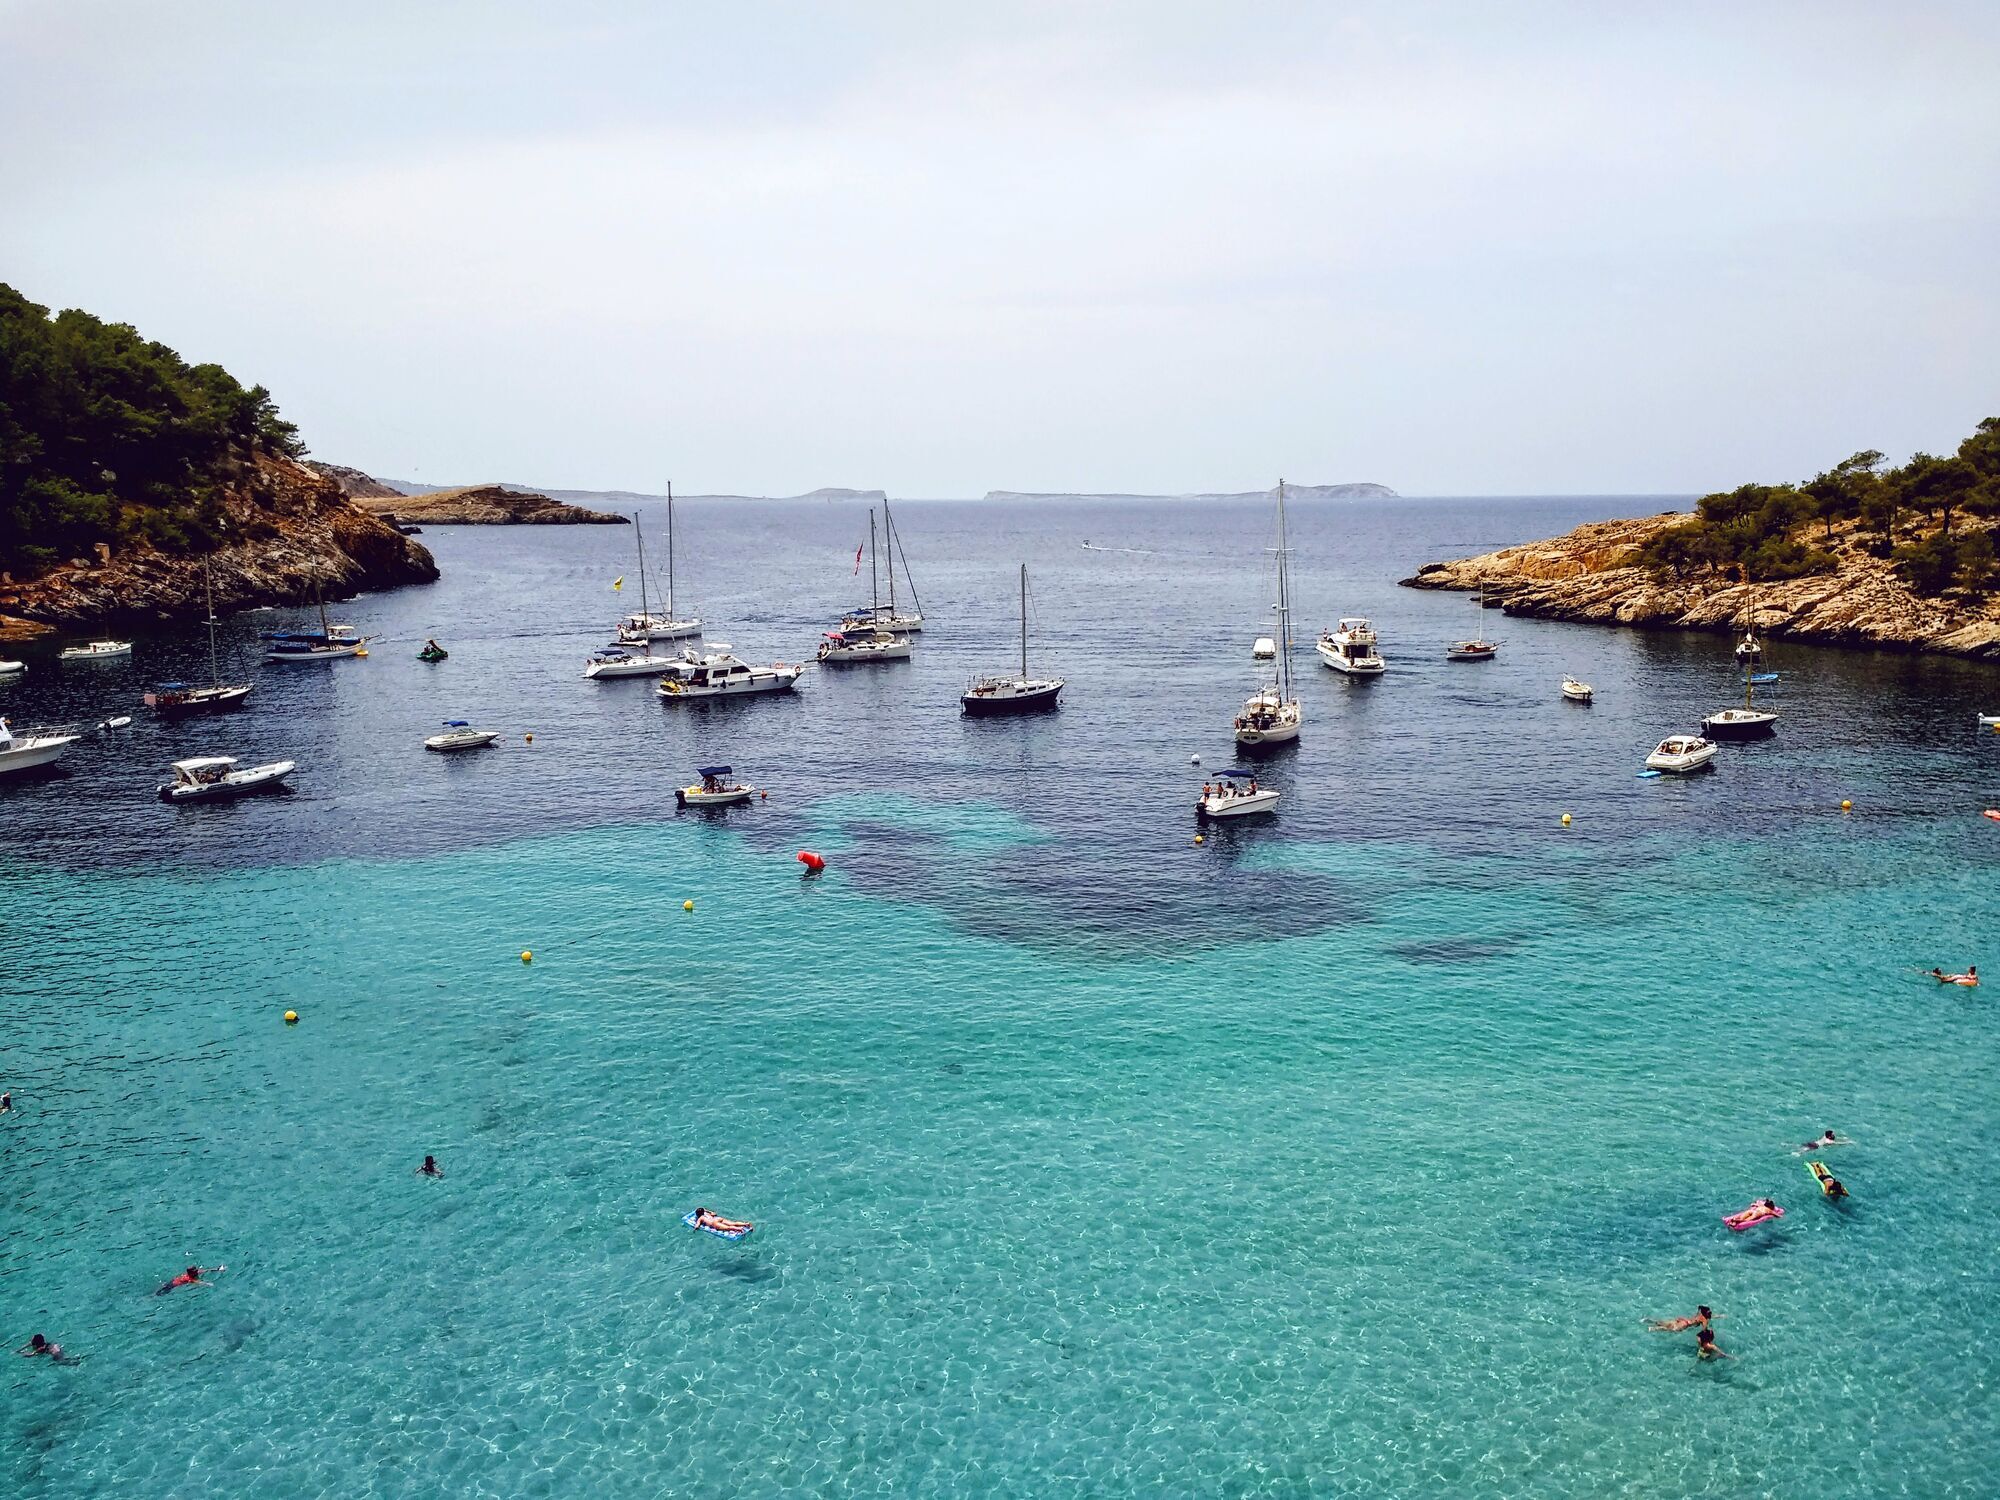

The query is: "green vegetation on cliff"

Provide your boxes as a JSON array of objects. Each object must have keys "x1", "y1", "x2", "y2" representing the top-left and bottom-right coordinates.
[
  {"x1": 0, "y1": 283, "x2": 307, "y2": 574},
  {"x1": 1638, "y1": 417, "x2": 2000, "y2": 596}
]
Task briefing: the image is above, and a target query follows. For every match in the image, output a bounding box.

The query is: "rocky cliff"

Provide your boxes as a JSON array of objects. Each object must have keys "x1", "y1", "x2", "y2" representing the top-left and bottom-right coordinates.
[
  {"x1": 306, "y1": 461, "x2": 405, "y2": 501},
  {"x1": 0, "y1": 452, "x2": 437, "y2": 639},
  {"x1": 348, "y1": 483, "x2": 626, "y2": 525},
  {"x1": 1401, "y1": 512, "x2": 2000, "y2": 660}
]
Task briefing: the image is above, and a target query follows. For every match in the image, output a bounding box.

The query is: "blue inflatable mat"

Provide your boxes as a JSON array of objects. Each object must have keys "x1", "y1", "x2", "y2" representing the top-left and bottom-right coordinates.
[{"x1": 683, "y1": 1211, "x2": 753, "y2": 1241}]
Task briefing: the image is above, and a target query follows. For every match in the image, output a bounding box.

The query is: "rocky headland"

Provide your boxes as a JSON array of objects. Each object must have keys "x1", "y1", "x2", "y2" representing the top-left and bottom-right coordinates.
[
  {"x1": 343, "y1": 482, "x2": 626, "y2": 526},
  {"x1": 0, "y1": 452, "x2": 437, "y2": 641},
  {"x1": 1401, "y1": 511, "x2": 2000, "y2": 660}
]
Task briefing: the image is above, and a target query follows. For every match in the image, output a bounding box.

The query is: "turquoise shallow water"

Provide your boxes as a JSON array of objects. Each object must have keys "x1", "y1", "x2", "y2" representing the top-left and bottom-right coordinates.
[{"x1": 6, "y1": 802, "x2": 1997, "y2": 1496}]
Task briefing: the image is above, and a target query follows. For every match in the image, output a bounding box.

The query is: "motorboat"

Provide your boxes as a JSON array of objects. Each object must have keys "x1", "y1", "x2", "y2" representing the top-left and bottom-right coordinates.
[
  {"x1": 1645, "y1": 735, "x2": 1717, "y2": 774},
  {"x1": 1196, "y1": 767, "x2": 1280, "y2": 818},
  {"x1": 0, "y1": 724, "x2": 80, "y2": 776},
  {"x1": 616, "y1": 483, "x2": 702, "y2": 641},
  {"x1": 963, "y1": 564, "x2": 1063, "y2": 715},
  {"x1": 0, "y1": 660, "x2": 24, "y2": 676},
  {"x1": 1735, "y1": 634, "x2": 1762, "y2": 661},
  {"x1": 424, "y1": 720, "x2": 500, "y2": 752},
  {"x1": 1981, "y1": 713, "x2": 2000, "y2": 729},
  {"x1": 157, "y1": 755, "x2": 295, "y2": 802},
  {"x1": 675, "y1": 765, "x2": 755, "y2": 807},
  {"x1": 1317, "y1": 617, "x2": 1386, "y2": 675},
  {"x1": 1561, "y1": 676, "x2": 1594, "y2": 703},
  {"x1": 60, "y1": 640, "x2": 132, "y2": 661},
  {"x1": 1252, "y1": 636, "x2": 1276, "y2": 660},
  {"x1": 817, "y1": 628, "x2": 912, "y2": 664},
  {"x1": 657, "y1": 647, "x2": 804, "y2": 700},
  {"x1": 583, "y1": 645, "x2": 678, "y2": 680},
  {"x1": 839, "y1": 497, "x2": 924, "y2": 633}
]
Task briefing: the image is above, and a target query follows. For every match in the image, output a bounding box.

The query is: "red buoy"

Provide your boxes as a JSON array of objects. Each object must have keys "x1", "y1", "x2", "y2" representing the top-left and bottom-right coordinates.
[{"x1": 796, "y1": 850, "x2": 825, "y2": 873}]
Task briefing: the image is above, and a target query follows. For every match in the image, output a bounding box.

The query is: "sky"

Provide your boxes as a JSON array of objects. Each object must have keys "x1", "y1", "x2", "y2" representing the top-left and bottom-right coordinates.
[{"x1": 2, "y1": 1, "x2": 1997, "y2": 497}]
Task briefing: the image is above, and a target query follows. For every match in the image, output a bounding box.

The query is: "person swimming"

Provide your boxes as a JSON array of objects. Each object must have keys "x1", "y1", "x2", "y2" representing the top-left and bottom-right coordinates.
[
  {"x1": 692, "y1": 1207, "x2": 754, "y2": 1235},
  {"x1": 416, "y1": 1155, "x2": 443, "y2": 1178},
  {"x1": 155, "y1": 1264, "x2": 223, "y2": 1294},
  {"x1": 1645, "y1": 1305, "x2": 1714, "y2": 1333},
  {"x1": 0, "y1": 1090, "x2": 11, "y2": 1113},
  {"x1": 1696, "y1": 1327, "x2": 1731, "y2": 1360},
  {"x1": 18, "y1": 1333, "x2": 65, "y2": 1361},
  {"x1": 1794, "y1": 1129, "x2": 1848, "y2": 1152}
]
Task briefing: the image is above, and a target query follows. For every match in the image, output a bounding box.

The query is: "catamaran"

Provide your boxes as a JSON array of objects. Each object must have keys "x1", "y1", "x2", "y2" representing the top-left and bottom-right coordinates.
[
  {"x1": 587, "y1": 515, "x2": 679, "y2": 678},
  {"x1": 147, "y1": 562, "x2": 252, "y2": 716},
  {"x1": 619, "y1": 483, "x2": 702, "y2": 642},
  {"x1": 1234, "y1": 481, "x2": 1301, "y2": 747},
  {"x1": 841, "y1": 497, "x2": 923, "y2": 634},
  {"x1": 962, "y1": 564, "x2": 1063, "y2": 714}
]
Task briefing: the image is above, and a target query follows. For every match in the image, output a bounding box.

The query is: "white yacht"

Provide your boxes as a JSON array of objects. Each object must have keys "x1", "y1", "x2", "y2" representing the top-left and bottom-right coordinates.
[
  {"x1": 583, "y1": 645, "x2": 678, "y2": 680},
  {"x1": 657, "y1": 646, "x2": 804, "y2": 701},
  {"x1": 675, "y1": 765, "x2": 756, "y2": 807},
  {"x1": 1196, "y1": 768, "x2": 1280, "y2": 819},
  {"x1": 1561, "y1": 676, "x2": 1594, "y2": 703},
  {"x1": 1235, "y1": 481, "x2": 1302, "y2": 747},
  {"x1": 1317, "y1": 617, "x2": 1386, "y2": 676},
  {"x1": 157, "y1": 755, "x2": 296, "y2": 802},
  {"x1": 618, "y1": 483, "x2": 702, "y2": 642},
  {"x1": 60, "y1": 640, "x2": 132, "y2": 661},
  {"x1": 1645, "y1": 735, "x2": 1717, "y2": 774},
  {"x1": 840, "y1": 497, "x2": 924, "y2": 633},
  {"x1": 817, "y1": 627, "x2": 912, "y2": 664},
  {"x1": 424, "y1": 721, "x2": 501, "y2": 752},
  {"x1": 962, "y1": 564, "x2": 1064, "y2": 715},
  {"x1": 0, "y1": 723, "x2": 81, "y2": 776},
  {"x1": 0, "y1": 659, "x2": 25, "y2": 676},
  {"x1": 1980, "y1": 713, "x2": 2000, "y2": 728}
]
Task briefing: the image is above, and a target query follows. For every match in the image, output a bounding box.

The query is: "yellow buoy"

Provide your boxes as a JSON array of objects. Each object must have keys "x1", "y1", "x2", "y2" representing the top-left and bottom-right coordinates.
[
  {"x1": 283, "y1": 1010, "x2": 299, "y2": 1025},
  {"x1": 1840, "y1": 800, "x2": 1852, "y2": 812},
  {"x1": 520, "y1": 950, "x2": 533, "y2": 963},
  {"x1": 1193, "y1": 834, "x2": 1205, "y2": 845},
  {"x1": 1560, "y1": 812, "x2": 1572, "y2": 826},
  {"x1": 683, "y1": 899, "x2": 695, "y2": 912}
]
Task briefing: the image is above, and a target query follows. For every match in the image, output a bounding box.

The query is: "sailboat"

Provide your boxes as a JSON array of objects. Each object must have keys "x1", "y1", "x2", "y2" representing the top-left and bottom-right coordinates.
[
  {"x1": 1234, "y1": 482, "x2": 1302, "y2": 747},
  {"x1": 1447, "y1": 579, "x2": 1499, "y2": 661},
  {"x1": 263, "y1": 572, "x2": 367, "y2": 661},
  {"x1": 1702, "y1": 659, "x2": 1779, "y2": 740},
  {"x1": 821, "y1": 510, "x2": 913, "y2": 662},
  {"x1": 841, "y1": 496, "x2": 923, "y2": 633},
  {"x1": 586, "y1": 515, "x2": 680, "y2": 678},
  {"x1": 147, "y1": 562, "x2": 252, "y2": 716},
  {"x1": 962, "y1": 564, "x2": 1063, "y2": 714},
  {"x1": 619, "y1": 483, "x2": 702, "y2": 642}
]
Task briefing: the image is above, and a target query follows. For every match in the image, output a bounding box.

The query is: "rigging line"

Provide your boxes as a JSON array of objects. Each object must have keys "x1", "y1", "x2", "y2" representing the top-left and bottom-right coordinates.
[{"x1": 888, "y1": 508, "x2": 923, "y2": 618}]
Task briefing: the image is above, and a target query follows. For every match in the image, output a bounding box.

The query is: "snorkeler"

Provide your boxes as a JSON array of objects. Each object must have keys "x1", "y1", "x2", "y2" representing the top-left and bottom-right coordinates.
[
  {"x1": 1695, "y1": 1327, "x2": 1732, "y2": 1360},
  {"x1": 416, "y1": 1155, "x2": 443, "y2": 1178},
  {"x1": 1645, "y1": 1305, "x2": 1714, "y2": 1333},
  {"x1": 155, "y1": 1264, "x2": 224, "y2": 1294},
  {"x1": 0, "y1": 1090, "x2": 11, "y2": 1113}
]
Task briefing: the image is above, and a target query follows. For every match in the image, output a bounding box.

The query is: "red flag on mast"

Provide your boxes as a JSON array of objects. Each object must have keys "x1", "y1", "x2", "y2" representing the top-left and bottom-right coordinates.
[{"x1": 852, "y1": 543, "x2": 863, "y2": 575}]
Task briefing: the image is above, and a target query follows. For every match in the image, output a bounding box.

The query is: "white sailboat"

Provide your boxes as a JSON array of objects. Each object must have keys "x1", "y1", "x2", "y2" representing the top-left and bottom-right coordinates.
[
  {"x1": 1234, "y1": 481, "x2": 1302, "y2": 747},
  {"x1": 842, "y1": 497, "x2": 923, "y2": 633},
  {"x1": 823, "y1": 511, "x2": 913, "y2": 662},
  {"x1": 587, "y1": 515, "x2": 680, "y2": 678},
  {"x1": 263, "y1": 574, "x2": 367, "y2": 662},
  {"x1": 1447, "y1": 579, "x2": 1499, "y2": 661},
  {"x1": 619, "y1": 483, "x2": 702, "y2": 642}
]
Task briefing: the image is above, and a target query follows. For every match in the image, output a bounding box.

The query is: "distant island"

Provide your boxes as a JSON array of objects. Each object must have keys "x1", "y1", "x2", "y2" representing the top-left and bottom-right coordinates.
[
  {"x1": 1401, "y1": 419, "x2": 2000, "y2": 659},
  {"x1": 0, "y1": 284, "x2": 435, "y2": 639},
  {"x1": 984, "y1": 482, "x2": 1398, "y2": 503}
]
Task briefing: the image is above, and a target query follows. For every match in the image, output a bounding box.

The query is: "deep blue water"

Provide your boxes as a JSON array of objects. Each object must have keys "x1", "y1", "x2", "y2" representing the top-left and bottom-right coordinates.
[{"x1": 4, "y1": 495, "x2": 1998, "y2": 1497}]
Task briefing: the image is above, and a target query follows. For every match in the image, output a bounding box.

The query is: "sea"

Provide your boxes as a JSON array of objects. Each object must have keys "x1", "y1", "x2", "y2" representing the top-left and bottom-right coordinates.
[{"x1": 3, "y1": 493, "x2": 1997, "y2": 1498}]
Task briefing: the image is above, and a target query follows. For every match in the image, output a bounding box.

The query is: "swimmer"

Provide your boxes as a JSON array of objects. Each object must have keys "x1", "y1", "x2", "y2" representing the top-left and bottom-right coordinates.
[
  {"x1": 692, "y1": 1207, "x2": 754, "y2": 1235},
  {"x1": 0, "y1": 1090, "x2": 11, "y2": 1113},
  {"x1": 1695, "y1": 1327, "x2": 1732, "y2": 1360},
  {"x1": 1793, "y1": 1129, "x2": 1848, "y2": 1153},
  {"x1": 416, "y1": 1155, "x2": 443, "y2": 1178},
  {"x1": 1645, "y1": 1305, "x2": 1714, "y2": 1333},
  {"x1": 17, "y1": 1333, "x2": 65, "y2": 1361},
  {"x1": 155, "y1": 1264, "x2": 224, "y2": 1295}
]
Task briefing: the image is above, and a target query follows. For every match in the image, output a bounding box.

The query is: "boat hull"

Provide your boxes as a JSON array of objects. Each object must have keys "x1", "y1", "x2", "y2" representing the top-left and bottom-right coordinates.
[
  {"x1": 424, "y1": 731, "x2": 500, "y2": 752},
  {"x1": 962, "y1": 680, "x2": 1062, "y2": 715},
  {"x1": 158, "y1": 762, "x2": 295, "y2": 802},
  {"x1": 0, "y1": 736, "x2": 79, "y2": 775},
  {"x1": 1701, "y1": 711, "x2": 1777, "y2": 740},
  {"x1": 265, "y1": 645, "x2": 365, "y2": 662},
  {"x1": 817, "y1": 643, "x2": 912, "y2": 663},
  {"x1": 1446, "y1": 645, "x2": 1497, "y2": 662},
  {"x1": 1316, "y1": 645, "x2": 1385, "y2": 675},
  {"x1": 584, "y1": 657, "x2": 678, "y2": 679},
  {"x1": 675, "y1": 788, "x2": 753, "y2": 806}
]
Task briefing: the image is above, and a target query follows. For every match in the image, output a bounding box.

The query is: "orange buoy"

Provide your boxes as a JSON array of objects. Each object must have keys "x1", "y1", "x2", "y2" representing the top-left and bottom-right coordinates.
[{"x1": 796, "y1": 850, "x2": 825, "y2": 873}]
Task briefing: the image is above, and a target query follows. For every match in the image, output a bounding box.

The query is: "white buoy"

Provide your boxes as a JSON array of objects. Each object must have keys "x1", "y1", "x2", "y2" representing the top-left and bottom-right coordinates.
[{"x1": 1190, "y1": 754, "x2": 1202, "y2": 766}]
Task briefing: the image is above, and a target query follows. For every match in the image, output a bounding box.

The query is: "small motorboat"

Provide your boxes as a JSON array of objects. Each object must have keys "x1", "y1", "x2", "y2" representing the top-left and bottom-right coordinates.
[
  {"x1": 1645, "y1": 735, "x2": 1717, "y2": 774},
  {"x1": 60, "y1": 640, "x2": 132, "y2": 662},
  {"x1": 0, "y1": 660, "x2": 24, "y2": 676},
  {"x1": 424, "y1": 720, "x2": 500, "y2": 752},
  {"x1": 1317, "y1": 618, "x2": 1386, "y2": 675},
  {"x1": 1251, "y1": 636, "x2": 1277, "y2": 660},
  {"x1": 583, "y1": 645, "x2": 678, "y2": 679},
  {"x1": 157, "y1": 755, "x2": 296, "y2": 802},
  {"x1": 816, "y1": 628, "x2": 912, "y2": 664},
  {"x1": 0, "y1": 724, "x2": 81, "y2": 776},
  {"x1": 1979, "y1": 713, "x2": 1999, "y2": 729},
  {"x1": 675, "y1": 765, "x2": 755, "y2": 807},
  {"x1": 1561, "y1": 676, "x2": 1594, "y2": 703},
  {"x1": 101, "y1": 715, "x2": 132, "y2": 729},
  {"x1": 1196, "y1": 767, "x2": 1281, "y2": 818},
  {"x1": 1735, "y1": 634, "x2": 1762, "y2": 661},
  {"x1": 418, "y1": 642, "x2": 449, "y2": 663}
]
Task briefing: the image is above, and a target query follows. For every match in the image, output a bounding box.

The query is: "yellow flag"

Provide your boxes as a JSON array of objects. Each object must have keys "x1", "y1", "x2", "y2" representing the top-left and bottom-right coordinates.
[{"x1": 611, "y1": 576, "x2": 624, "y2": 591}]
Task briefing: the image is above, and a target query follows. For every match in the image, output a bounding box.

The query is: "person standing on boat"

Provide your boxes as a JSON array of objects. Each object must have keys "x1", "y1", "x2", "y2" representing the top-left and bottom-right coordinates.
[{"x1": 0, "y1": 717, "x2": 12, "y2": 749}]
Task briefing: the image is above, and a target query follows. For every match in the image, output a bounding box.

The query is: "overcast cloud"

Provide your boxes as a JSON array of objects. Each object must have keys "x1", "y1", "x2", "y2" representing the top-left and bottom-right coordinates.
[{"x1": 3, "y1": 1, "x2": 1996, "y2": 495}]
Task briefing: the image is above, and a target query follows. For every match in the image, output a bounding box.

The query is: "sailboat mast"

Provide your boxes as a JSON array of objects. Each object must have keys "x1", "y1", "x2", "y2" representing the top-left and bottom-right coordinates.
[
  {"x1": 884, "y1": 499, "x2": 897, "y2": 614},
  {"x1": 1020, "y1": 563, "x2": 1028, "y2": 678},
  {"x1": 665, "y1": 481, "x2": 675, "y2": 618},
  {"x1": 870, "y1": 510, "x2": 880, "y2": 617},
  {"x1": 204, "y1": 561, "x2": 221, "y2": 689},
  {"x1": 1276, "y1": 479, "x2": 1293, "y2": 701},
  {"x1": 633, "y1": 513, "x2": 653, "y2": 657},
  {"x1": 316, "y1": 572, "x2": 330, "y2": 636}
]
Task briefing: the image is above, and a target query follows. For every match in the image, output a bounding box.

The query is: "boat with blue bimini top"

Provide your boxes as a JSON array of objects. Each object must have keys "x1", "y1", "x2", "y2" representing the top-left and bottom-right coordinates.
[
  {"x1": 676, "y1": 765, "x2": 755, "y2": 807},
  {"x1": 263, "y1": 575, "x2": 366, "y2": 661},
  {"x1": 1196, "y1": 767, "x2": 1281, "y2": 819}
]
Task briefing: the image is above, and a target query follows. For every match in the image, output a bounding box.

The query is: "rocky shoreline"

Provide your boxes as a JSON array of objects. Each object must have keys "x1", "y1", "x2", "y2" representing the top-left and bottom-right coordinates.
[
  {"x1": 313, "y1": 468, "x2": 625, "y2": 526},
  {"x1": 0, "y1": 453, "x2": 437, "y2": 641},
  {"x1": 1400, "y1": 512, "x2": 2000, "y2": 660}
]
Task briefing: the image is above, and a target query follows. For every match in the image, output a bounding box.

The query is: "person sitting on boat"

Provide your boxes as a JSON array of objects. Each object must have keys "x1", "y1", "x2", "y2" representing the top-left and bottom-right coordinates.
[
  {"x1": 1645, "y1": 1305, "x2": 1714, "y2": 1333},
  {"x1": 0, "y1": 717, "x2": 12, "y2": 749},
  {"x1": 692, "y1": 1207, "x2": 753, "y2": 1235}
]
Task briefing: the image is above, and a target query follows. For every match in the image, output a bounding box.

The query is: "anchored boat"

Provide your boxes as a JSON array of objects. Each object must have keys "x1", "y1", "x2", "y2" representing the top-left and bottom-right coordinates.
[
  {"x1": 962, "y1": 564, "x2": 1063, "y2": 715},
  {"x1": 675, "y1": 765, "x2": 755, "y2": 807},
  {"x1": 157, "y1": 755, "x2": 295, "y2": 802},
  {"x1": 1234, "y1": 481, "x2": 1301, "y2": 747},
  {"x1": 1196, "y1": 767, "x2": 1281, "y2": 819}
]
